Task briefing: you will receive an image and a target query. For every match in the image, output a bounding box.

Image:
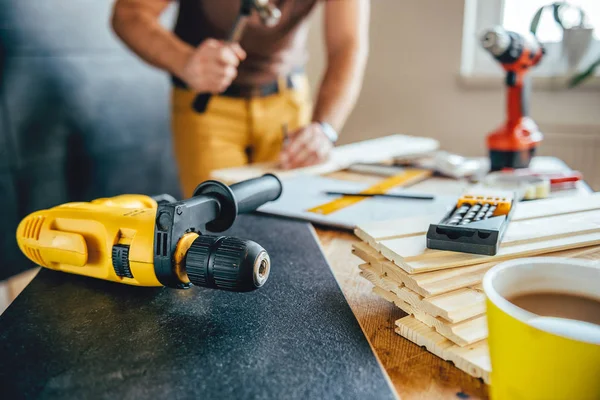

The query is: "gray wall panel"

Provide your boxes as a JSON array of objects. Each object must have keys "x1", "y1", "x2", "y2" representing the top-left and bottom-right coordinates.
[{"x1": 0, "y1": 0, "x2": 181, "y2": 279}]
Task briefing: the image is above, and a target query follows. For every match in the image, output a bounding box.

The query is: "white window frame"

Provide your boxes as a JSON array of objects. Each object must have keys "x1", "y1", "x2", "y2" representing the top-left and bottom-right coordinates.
[{"x1": 460, "y1": 0, "x2": 600, "y2": 87}]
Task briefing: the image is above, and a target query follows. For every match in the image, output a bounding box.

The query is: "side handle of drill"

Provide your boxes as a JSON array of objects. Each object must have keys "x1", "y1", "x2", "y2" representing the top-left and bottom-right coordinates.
[{"x1": 153, "y1": 174, "x2": 284, "y2": 292}]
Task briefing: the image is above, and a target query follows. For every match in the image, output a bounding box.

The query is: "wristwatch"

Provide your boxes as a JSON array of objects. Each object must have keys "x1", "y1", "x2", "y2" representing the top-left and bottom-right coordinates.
[{"x1": 318, "y1": 121, "x2": 338, "y2": 144}]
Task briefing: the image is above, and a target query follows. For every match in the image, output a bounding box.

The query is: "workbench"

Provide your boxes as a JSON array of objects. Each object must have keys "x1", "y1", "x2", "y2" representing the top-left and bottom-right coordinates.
[{"x1": 0, "y1": 157, "x2": 591, "y2": 400}]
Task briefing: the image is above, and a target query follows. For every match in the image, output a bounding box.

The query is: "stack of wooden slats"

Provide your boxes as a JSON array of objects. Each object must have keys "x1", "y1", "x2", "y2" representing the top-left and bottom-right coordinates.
[{"x1": 352, "y1": 193, "x2": 600, "y2": 383}]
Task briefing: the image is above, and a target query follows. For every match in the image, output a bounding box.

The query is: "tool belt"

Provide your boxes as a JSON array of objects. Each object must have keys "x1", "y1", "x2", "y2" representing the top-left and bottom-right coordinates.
[{"x1": 172, "y1": 68, "x2": 303, "y2": 99}]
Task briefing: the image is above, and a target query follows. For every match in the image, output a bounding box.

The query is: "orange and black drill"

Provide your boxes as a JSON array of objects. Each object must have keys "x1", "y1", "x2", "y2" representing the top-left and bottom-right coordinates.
[
  {"x1": 16, "y1": 175, "x2": 282, "y2": 292},
  {"x1": 481, "y1": 27, "x2": 545, "y2": 171}
]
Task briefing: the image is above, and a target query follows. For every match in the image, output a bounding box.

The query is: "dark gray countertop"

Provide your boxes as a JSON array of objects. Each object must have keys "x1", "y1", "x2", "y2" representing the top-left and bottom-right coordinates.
[{"x1": 0, "y1": 214, "x2": 395, "y2": 400}]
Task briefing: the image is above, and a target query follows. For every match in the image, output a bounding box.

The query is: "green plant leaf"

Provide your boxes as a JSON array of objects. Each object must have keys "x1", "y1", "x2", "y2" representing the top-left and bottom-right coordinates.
[
  {"x1": 553, "y1": 2, "x2": 567, "y2": 30},
  {"x1": 530, "y1": 7, "x2": 545, "y2": 34},
  {"x1": 569, "y1": 56, "x2": 600, "y2": 88},
  {"x1": 530, "y1": 2, "x2": 570, "y2": 34}
]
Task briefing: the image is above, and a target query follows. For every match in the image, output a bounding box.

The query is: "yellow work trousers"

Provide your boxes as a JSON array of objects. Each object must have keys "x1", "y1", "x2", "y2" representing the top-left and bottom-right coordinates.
[{"x1": 171, "y1": 75, "x2": 312, "y2": 197}]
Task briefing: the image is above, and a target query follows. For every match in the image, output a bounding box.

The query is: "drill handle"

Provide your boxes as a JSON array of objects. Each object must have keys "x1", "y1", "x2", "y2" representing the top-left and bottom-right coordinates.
[
  {"x1": 230, "y1": 174, "x2": 283, "y2": 214},
  {"x1": 506, "y1": 72, "x2": 531, "y2": 121}
]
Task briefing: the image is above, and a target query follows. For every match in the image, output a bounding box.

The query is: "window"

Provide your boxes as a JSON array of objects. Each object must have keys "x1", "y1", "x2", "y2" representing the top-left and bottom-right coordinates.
[{"x1": 461, "y1": 0, "x2": 600, "y2": 79}]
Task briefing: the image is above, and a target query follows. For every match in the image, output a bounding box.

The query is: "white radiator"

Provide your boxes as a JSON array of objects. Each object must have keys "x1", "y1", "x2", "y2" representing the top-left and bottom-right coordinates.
[{"x1": 538, "y1": 127, "x2": 600, "y2": 191}]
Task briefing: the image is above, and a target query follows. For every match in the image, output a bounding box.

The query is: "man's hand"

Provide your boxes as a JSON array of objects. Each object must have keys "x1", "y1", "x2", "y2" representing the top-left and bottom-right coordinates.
[
  {"x1": 279, "y1": 123, "x2": 333, "y2": 169},
  {"x1": 180, "y1": 39, "x2": 246, "y2": 93}
]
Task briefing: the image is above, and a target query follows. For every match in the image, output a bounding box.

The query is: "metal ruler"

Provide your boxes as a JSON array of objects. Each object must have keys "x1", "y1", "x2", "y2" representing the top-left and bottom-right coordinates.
[{"x1": 307, "y1": 169, "x2": 432, "y2": 215}]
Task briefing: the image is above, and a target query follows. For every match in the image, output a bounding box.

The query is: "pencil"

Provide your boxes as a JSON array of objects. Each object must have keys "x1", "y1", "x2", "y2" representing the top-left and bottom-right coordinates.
[{"x1": 324, "y1": 191, "x2": 434, "y2": 201}]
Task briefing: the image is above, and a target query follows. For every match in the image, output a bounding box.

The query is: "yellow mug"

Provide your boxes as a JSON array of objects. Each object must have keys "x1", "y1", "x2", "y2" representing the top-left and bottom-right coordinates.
[{"x1": 483, "y1": 257, "x2": 600, "y2": 400}]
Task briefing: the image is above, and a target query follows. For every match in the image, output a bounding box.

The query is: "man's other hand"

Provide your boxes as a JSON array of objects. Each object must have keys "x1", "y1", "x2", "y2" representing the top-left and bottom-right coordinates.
[
  {"x1": 279, "y1": 123, "x2": 333, "y2": 170},
  {"x1": 181, "y1": 39, "x2": 246, "y2": 93}
]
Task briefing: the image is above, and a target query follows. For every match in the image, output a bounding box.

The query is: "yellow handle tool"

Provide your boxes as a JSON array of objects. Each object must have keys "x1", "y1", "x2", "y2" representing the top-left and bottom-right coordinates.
[{"x1": 16, "y1": 175, "x2": 283, "y2": 292}]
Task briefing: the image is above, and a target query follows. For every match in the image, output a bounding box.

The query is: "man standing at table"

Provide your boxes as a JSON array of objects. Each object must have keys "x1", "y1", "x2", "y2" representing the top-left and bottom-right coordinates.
[{"x1": 112, "y1": 0, "x2": 370, "y2": 196}]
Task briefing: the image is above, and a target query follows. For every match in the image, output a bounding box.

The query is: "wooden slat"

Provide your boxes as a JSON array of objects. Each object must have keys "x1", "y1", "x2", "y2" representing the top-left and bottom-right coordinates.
[
  {"x1": 395, "y1": 316, "x2": 491, "y2": 384},
  {"x1": 393, "y1": 231, "x2": 600, "y2": 274},
  {"x1": 513, "y1": 193, "x2": 600, "y2": 221},
  {"x1": 355, "y1": 192, "x2": 600, "y2": 246},
  {"x1": 422, "y1": 288, "x2": 485, "y2": 323},
  {"x1": 380, "y1": 209, "x2": 600, "y2": 264},
  {"x1": 358, "y1": 262, "x2": 485, "y2": 323},
  {"x1": 354, "y1": 240, "x2": 600, "y2": 297},
  {"x1": 372, "y1": 285, "x2": 487, "y2": 347},
  {"x1": 361, "y1": 263, "x2": 487, "y2": 346},
  {"x1": 352, "y1": 241, "x2": 386, "y2": 273},
  {"x1": 354, "y1": 214, "x2": 445, "y2": 248}
]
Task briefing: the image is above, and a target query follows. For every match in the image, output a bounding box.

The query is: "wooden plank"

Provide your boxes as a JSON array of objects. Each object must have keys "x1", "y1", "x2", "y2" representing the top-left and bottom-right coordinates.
[
  {"x1": 354, "y1": 241, "x2": 507, "y2": 297},
  {"x1": 422, "y1": 288, "x2": 485, "y2": 323},
  {"x1": 392, "y1": 232, "x2": 600, "y2": 274},
  {"x1": 354, "y1": 240, "x2": 600, "y2": 297},
  {"x1": 513, "y1": 193, "x2": 599, "y2": 221},
  {"x1": 355, "y1": 213, "x2": 445, "y2": 248},
  {"x1": 210, "y1": 134, "x2": 439, "y2": 184},
  {"x1": 358, "y1": 262, "x2": 485, "y2": 323},
  {"x1": 372, "y1": 285, "x2": 487, "y2": 347},
  {"x1": 395, "y1": 316, "x2": 491, "y2": 384},
  {"x1": 379, "y1": 209, "x2": 600, "y2": 263},
  {"x1": 362, "y1": 264, "x2": 487, "y2": 346},
  {"x1": 355, "y1": 192, "x2": 600, "y2": 245},
  {"x1": 352, "y1": 241, "x2": 385, "y2": 273}
]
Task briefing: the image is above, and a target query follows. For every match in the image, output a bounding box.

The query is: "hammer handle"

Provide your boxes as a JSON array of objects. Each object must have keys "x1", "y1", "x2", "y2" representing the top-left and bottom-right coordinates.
[
  {"x1": 191, "y1": 15, "x2": 250, "y2": 113},
  {"x1": 229, "y1": 15, "x2": 250, "y2": 42},
  {"x1": 192, "y1": 93, "x2": 212, "y2": 114}
]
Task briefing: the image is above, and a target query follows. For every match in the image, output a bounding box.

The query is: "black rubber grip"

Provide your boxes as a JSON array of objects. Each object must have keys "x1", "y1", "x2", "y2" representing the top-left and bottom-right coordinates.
[
  {"x1": 192, "y1": 93, "x2": 211, "y2": 113},
  {"x1": 230, "y1": 174, "x2": 283, "y2": 214}
]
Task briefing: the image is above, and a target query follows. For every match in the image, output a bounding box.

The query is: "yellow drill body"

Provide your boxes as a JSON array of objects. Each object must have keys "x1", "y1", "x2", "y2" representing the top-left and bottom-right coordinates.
[
  {"x1": 15, "y1": 175, "x2": 283, "y2": 292},
  {"x1": 16, "y1": 195, "x2": 163, "y2": 287}
]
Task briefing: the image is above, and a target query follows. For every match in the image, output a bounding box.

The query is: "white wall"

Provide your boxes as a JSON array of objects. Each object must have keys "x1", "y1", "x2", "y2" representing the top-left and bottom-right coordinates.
[{"x1": 305, "y1": 0, "x2": 600, "y2": 157}]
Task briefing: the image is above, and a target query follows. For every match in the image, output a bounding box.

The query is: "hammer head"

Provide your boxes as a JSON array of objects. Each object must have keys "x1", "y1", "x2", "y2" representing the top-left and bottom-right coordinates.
[{"x1": 253, "y1": 0, "x2": 282, "y2": 27}]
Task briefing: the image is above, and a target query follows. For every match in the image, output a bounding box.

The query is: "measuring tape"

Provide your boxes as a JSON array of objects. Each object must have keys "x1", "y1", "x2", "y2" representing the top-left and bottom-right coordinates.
[{"x1": 307, "y1": 169, "x2": 432, "y2": 215}]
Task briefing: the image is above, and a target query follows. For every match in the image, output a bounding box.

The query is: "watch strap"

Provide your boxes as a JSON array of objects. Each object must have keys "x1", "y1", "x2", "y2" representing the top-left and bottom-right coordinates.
[{"x1": 318, "y1": 122, "x2": 338, "y2": 143}]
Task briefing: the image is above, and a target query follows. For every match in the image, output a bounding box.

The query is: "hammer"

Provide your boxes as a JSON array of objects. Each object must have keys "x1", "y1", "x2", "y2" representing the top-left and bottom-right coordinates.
[{"x1": 192, "y1": 0, "x2": 282, "y2": 113}]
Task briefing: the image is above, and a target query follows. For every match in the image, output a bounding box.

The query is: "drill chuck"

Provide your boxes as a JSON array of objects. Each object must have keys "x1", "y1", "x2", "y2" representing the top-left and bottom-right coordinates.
[
  {"x1": 481, "y1": 27, "x2": 511, "y2": 56},
  {"x1": 481, "y1": 27, "x2": 543, "y2": 65},
  {"x1": 184, "y1": 235, "x2": 270, "y2": 292}
]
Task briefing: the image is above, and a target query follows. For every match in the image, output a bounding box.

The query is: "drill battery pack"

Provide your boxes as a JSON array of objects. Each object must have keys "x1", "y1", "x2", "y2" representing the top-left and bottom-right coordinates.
[{"x1": 426, "y1": 191, "x2": 516, "y2": 256}]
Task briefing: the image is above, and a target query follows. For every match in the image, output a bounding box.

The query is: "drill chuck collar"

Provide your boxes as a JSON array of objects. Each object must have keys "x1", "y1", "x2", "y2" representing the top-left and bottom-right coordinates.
[{"x1": 153, "y1": 174, "x2": 282, "y2": 291}]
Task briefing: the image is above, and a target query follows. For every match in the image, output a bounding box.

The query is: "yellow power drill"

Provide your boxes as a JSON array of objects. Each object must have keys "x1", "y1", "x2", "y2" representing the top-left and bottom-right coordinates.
[{"x1": 16, "y1": 175, "x2": 283, "y2": 292}]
